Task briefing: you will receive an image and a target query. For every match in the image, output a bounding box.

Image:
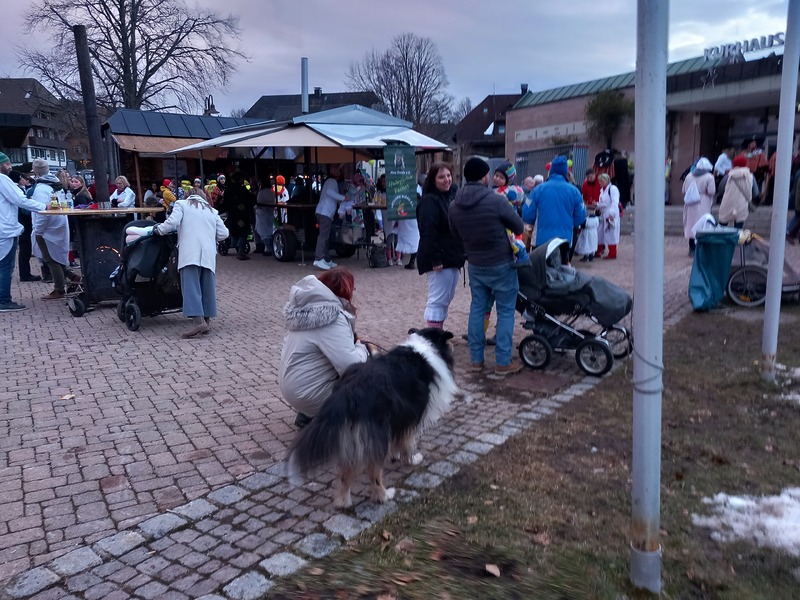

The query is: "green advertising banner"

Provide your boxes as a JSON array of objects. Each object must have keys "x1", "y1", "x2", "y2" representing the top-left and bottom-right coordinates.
[{"x1": 385, "y1": 145, "x2": 417, "y2": 220}]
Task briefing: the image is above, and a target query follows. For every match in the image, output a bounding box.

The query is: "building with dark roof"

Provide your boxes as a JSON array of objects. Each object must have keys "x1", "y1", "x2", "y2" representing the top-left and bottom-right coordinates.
[
  {"x1": 101, "y1": 108, "x2": 264, "y2": 196},
  {"x1": 244, "y1": 88, "x2": 382, "y2": 121},
  {"x1": 0, "y1": 78, "x2": 71, "y2": 171},
  {"x1": 506, "y1": 53, "x2": 799, "y2": 204}
]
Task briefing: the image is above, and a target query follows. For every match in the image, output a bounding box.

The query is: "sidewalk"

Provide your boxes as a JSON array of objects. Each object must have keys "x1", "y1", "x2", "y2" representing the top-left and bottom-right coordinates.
[{"x1": 0, "y1": 234, "x2": 715, "y2": 599}]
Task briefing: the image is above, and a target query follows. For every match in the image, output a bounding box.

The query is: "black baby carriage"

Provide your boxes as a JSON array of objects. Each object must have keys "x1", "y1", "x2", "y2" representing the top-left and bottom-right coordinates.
[
  {"x1": 113, "y1": 220, "x2": 182, "y2": 331},
  {"x1": 516, "y1": 238, "x2": 633, "y2": 376}
]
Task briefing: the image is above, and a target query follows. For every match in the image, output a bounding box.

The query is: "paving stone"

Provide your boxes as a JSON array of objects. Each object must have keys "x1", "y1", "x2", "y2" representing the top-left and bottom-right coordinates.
[
  {"x1": 498, "y1": 425, "x2": 523, "y2": 436},
  {"x1": 170, "y1": 499, "x2": 217, "y2": 521},
  {"x1": 323, "y1": 514, "x2": 371, "y2": 540},
  {"x1": 463, "y1": 441, "x2": 495, "y2": 455},
  {"x1": 449, "y1": 450, "x2": 480, "y2": 465},
  {"x1": 196, "y1": 595, "x2": 226, "y2": 600},
  {"x1": 476, "y1": 432, "x2": 508, "y2": 446},
  {"x1": 354, "y1": 500, "x2": 397, "y2": 523},
  {"x1": 223, "y1": 571, "x2": 273, "y2": 600},
  {"x1": 5, "y1": 567, "x2": 60, "y2": 598},
  {"x1": 534, "y1": 406, "x2": 555, "y2": 416},
  {"x1": 264, "y1": 463, "x2": 287, "y2": 477},
  {"x1": 259, "y1": 552, "x2": 308, "y2": 577},
  {"x1": 294, "y1": 533, "x2": 340, "y2": 558},
  {"x1": 49, "y1": 546, "x2": 103, "y2": 576},
  {"x1": 238, "y1": 472, "x2": 281, "y2": 491},
  {"x1": 394, "y1": 488, "x2": 420, "y2": 503},
  {"x1": 405, "y1": 472, "x2": 443, "y2": 489},
  {"x1": 137, "y1": 513, "x2": 187, "y2": 538},
  {"x1": 206, "y1": 486, "x2": 248, "y2": 506},
  {"x1": 134, "y1": 580, "x2": 168, "y2": 599},
  {"x1": 428, "y1": 461, "x2": 461, "y2": 477},
  {"x1": 94, "y1": 531, "x2": 146, "y2": 557},
  {"x1": 515, "y1": 411, "x2": 545, "y2": 421}
]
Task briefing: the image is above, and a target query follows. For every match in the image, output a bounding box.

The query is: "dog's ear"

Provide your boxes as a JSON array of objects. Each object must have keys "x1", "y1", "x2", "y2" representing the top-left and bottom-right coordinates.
[
  {"x1": 408, "y1": 328, "x2": 419, "y2": 335},
  {"x1": 442, "y1": 330, "x2": 454, "y2": 341}
]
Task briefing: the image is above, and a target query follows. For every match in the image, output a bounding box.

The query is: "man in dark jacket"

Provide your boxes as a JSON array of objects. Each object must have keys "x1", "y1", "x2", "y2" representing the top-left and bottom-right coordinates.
[{"x1": 449, "y1": 157, "x2": 524, "y2": 376}]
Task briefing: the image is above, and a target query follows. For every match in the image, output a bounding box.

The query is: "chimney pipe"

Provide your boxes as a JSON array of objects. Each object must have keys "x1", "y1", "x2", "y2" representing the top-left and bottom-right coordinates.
[
  {"x1": 314, "y1": 87, "x2": 322, "y2": 98},
  {"x1": 521, "y1": 83, "x2": 528, "y2": 94},
  {"x1": 301, "y1": 57, "x2": 309, "y2": 114}
]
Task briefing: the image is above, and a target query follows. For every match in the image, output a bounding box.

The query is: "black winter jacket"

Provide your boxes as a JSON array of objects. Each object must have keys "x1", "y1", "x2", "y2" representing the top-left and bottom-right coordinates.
[
  {"x1": 448, "y1": 183, "x2": 524, "y2": 267},
  {"x1": 416, "y1": 187, "x2": 465, "y2": 274}
]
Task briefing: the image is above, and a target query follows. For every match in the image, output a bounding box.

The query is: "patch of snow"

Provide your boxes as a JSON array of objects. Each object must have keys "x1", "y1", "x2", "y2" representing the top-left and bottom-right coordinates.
[{"x1": 692, "y1": 487, "x2": 800, "y2": 556}]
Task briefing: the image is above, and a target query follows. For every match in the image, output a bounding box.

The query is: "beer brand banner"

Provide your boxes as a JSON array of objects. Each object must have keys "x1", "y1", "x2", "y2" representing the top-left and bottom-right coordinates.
[{"x1": 385, "y1": 145, "x2": 417, "y2": 221}]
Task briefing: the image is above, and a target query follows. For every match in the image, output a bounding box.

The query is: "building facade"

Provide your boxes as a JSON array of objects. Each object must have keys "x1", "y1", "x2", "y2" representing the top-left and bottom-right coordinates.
[{"x1": 506, "y1": 52, "x2": 799, "y2": 205}]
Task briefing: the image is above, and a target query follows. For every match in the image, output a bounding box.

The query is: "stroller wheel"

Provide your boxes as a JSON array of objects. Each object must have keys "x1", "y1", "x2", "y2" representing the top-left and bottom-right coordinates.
[
  {"x1": 727, "y1": 266, "x2": 767, "y2": 307},
  {"x1": 116, "y1": 299, "x2": 127, "y2": 322},
  {"x1": 67, "y1": 296, "x2": 85, "y2": 318},
  {"x1": 125, "y1": 303, "x2": 141, "y2": 332},
  {"x1": 218, "y1": 239, "x2": 230, "y2": 256},
  {"x1": 575, "y1": 339, "x2": 613, "y2": 377},
  {"x1": 518, "y1": 334, "x2": 552, "y2": 370},
  {"x1": 602, "y1": 325, "x2": 632, "y2": 359}
]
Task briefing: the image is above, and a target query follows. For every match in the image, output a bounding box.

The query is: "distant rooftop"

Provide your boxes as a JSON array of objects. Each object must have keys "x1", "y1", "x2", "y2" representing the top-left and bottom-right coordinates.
[
  {"x1": 245, "y1": 90, "x2": 382, "y2": 122},
  {"x1": 514, "y1": 55, "x2": 730, "y2": 109}
]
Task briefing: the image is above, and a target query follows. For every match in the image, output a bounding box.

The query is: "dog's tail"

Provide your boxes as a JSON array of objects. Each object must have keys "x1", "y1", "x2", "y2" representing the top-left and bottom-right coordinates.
[{"x1": 285, "y1": 397, "x2": 390, "y2": 486}]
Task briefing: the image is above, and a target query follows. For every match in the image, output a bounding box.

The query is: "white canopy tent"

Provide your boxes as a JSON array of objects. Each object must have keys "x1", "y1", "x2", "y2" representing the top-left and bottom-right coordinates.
[{"x1": 170, "y1": 104, "x2": 449, "y2": 162}]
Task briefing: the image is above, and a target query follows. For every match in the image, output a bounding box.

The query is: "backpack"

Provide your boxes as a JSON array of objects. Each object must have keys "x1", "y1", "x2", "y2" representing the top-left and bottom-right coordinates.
[{"x1": 684, "y1": 180, "x2": 701, "y2": 205}]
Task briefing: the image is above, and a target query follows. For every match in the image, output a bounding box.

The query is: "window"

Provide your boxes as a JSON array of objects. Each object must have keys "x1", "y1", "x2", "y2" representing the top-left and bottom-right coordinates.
[{"x1": 498, "y1": 124, "x2": 505, "y2": 134}]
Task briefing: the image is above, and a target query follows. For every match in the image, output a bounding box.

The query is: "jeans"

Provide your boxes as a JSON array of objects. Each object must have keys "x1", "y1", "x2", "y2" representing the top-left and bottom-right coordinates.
[
  {"x1": 315, "y1": 214, "x2": 333, "y2": 261},
  {"x1": 0, "y1": 237, "x2": 18, "y2": 304},
  {"x1": 180, "y1": 265, "x2": 217, "y2": 318},
  {"x1": 787, "y1": 211, "x2": 800, "y2": 237},
  {"x1": 467, "y1": 262, "x2": 519, "y2": 366}
]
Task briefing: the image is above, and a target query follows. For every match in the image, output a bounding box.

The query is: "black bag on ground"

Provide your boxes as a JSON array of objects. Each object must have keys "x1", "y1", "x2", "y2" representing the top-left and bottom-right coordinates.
[{"x1": 368, "y1": 245, "x2": 388, "y2": 268}]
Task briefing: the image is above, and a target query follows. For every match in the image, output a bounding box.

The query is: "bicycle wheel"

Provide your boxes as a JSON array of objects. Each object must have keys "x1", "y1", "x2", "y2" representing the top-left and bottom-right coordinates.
[{"x1": 727, "y1": 266, "x2": 768, "y2": 307}]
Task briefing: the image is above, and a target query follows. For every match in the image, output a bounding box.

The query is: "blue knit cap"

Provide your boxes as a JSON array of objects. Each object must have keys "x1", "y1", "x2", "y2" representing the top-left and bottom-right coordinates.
[{"x1": 550, "y1": 155, "x2": 568, "y2": 177}]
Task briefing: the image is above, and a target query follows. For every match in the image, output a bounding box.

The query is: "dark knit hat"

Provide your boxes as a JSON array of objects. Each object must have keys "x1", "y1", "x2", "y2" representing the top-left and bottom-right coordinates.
[
  {"x1": 550, "y1": 155, "x2": 569, "y2": 177},
  {"x1": 494, "y1": 161, "x2": 516, "y2": 184},
  {"x1": 464, "y1": 157, "x2": 490, "y2": 182},
  {"x1": 732, "y1": 155, "x2": 748, "y2": 168},
  {"x1": 0, "y1": 152, "x2": 10, "y2": 165}
]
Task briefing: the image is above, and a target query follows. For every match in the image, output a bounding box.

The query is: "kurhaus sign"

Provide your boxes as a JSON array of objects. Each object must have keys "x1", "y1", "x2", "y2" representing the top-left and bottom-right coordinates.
[{"x1": 704, "y1": 32, "x2": 785, "y2": 61}]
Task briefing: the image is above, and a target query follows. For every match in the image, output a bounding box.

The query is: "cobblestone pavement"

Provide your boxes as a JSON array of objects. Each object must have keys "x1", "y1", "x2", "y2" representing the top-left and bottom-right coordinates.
[{"x1": 0, "y1": 232, "x2": 759, "y2": 599}]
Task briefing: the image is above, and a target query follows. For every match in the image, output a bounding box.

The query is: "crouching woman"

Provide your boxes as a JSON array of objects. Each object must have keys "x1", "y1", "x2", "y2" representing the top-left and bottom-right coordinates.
[
  {"x1": 279, "y1": 267, "x2": 370, "y2": 427},
  {"x1": 154, "y1": 193, "x2": 229, "y2": 337}
]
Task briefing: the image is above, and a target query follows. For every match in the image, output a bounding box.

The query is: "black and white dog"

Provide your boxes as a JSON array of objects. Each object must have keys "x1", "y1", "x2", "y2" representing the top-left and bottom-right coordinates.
[{"x1": 286, "y1": 328, "x2": 457, "y2": 507}]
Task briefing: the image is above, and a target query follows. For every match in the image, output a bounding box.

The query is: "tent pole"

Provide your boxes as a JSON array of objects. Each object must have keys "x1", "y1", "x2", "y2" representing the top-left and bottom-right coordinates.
[
  {"x1": 134, "y1": 152, "x2": 142, "y2": 208},
  {"x1": 199, "y1": 149, "x2": 205, "y2": 182}
]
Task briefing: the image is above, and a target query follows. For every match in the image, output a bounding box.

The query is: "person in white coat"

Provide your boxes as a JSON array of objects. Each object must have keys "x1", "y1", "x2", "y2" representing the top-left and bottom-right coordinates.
[
  {"x1": 154, "y1": 194, "x2": 229, "y2": 337},
  {"x1": 682, "y1": 157, "x2": 716, "y2": 256},
  {"x1": 279, "y1": 267, "x2": 371, "y2": 427},
  {"x1": 110, "y1": 176, "x2": 136, "y2": 208},
  {"x1": 0, "y1": 152, "x2": 47, "y2": 311},
  {"x1": 595, "y1": 173, "x2": 621, "y2": 259},
  {"x1": 31, "y1": 173, "x2": 80, "y2": 299}
]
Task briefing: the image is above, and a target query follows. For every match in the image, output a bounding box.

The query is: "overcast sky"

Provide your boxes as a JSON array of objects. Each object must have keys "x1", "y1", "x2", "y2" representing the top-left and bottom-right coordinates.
[{"x1": 0, "y1": 0, "x2": 790, "y2": 116}]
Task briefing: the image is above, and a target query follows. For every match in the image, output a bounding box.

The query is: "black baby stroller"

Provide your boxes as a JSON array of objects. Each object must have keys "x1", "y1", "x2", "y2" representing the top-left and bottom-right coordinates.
[
  {"x1": 113, "y1": 220, "x2": 182, "y2": 331},
  {"x1": 516, "y1": 238, "x2": 633, "y2": 376}
]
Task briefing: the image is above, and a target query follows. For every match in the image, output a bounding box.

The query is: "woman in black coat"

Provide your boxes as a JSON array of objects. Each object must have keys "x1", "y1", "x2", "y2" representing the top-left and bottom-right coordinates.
[{"x1": 416, "y1": 162, "x2": 465, "y2": 328}]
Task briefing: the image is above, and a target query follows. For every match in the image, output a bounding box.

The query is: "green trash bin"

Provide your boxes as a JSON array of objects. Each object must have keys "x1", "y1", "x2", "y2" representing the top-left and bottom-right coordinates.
[{"x1": 688, "y1": 228, "x2": 740, "y2": 311}]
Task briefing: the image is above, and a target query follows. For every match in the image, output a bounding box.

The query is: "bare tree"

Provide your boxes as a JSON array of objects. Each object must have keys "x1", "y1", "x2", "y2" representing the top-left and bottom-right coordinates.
[
  {"x1": 451, "y1": 97, "x2": 473, "y2": 124},
  {"x1": 17, "y1": 0, "x2": 246, "y2": 113},
  {"x1": 346, "y1": 33, "x2": 451, "y2": 124},
  {"x1": 229, "y1": 107, "x2": 248, "y2": 118}
]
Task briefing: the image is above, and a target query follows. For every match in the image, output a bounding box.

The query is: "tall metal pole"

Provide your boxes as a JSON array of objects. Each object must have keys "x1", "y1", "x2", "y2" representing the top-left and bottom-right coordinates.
[
  {"x1": 73, "y1": 25, "x2": 109, "y2": 203},
  {"x1": 761, "y1": 0, "x2": 800, "y2": 382},
  {"x1": 301, "y1": 58, "x2": 309, "y2": 115},
  {"x1": 630, "y1": 0, "x2": 667, "y2": 593}
]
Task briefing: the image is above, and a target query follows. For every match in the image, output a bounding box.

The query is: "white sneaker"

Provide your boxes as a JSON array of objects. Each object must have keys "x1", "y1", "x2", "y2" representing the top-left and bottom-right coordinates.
[
  {"x1": 313, "y1": 259, "x2": 331, "y2": 270},
  {"x1": 326, "y1": 259, "x2": 338, "y2": 268}
]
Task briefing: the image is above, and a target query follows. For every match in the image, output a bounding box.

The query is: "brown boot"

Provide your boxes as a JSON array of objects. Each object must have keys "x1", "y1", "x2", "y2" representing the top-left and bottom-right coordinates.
[
  {"x1": 182, "y1": 317, "x2": 209, "y2": 338},
  {"x1": 202, "y1": 318, "x2": 212, "y2": 334}
]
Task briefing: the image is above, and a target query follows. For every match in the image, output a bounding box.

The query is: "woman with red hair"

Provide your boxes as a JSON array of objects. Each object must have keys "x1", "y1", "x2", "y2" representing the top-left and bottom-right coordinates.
[{"x1": 279, "y1": 267, "x2": 370, "y2": 427}]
